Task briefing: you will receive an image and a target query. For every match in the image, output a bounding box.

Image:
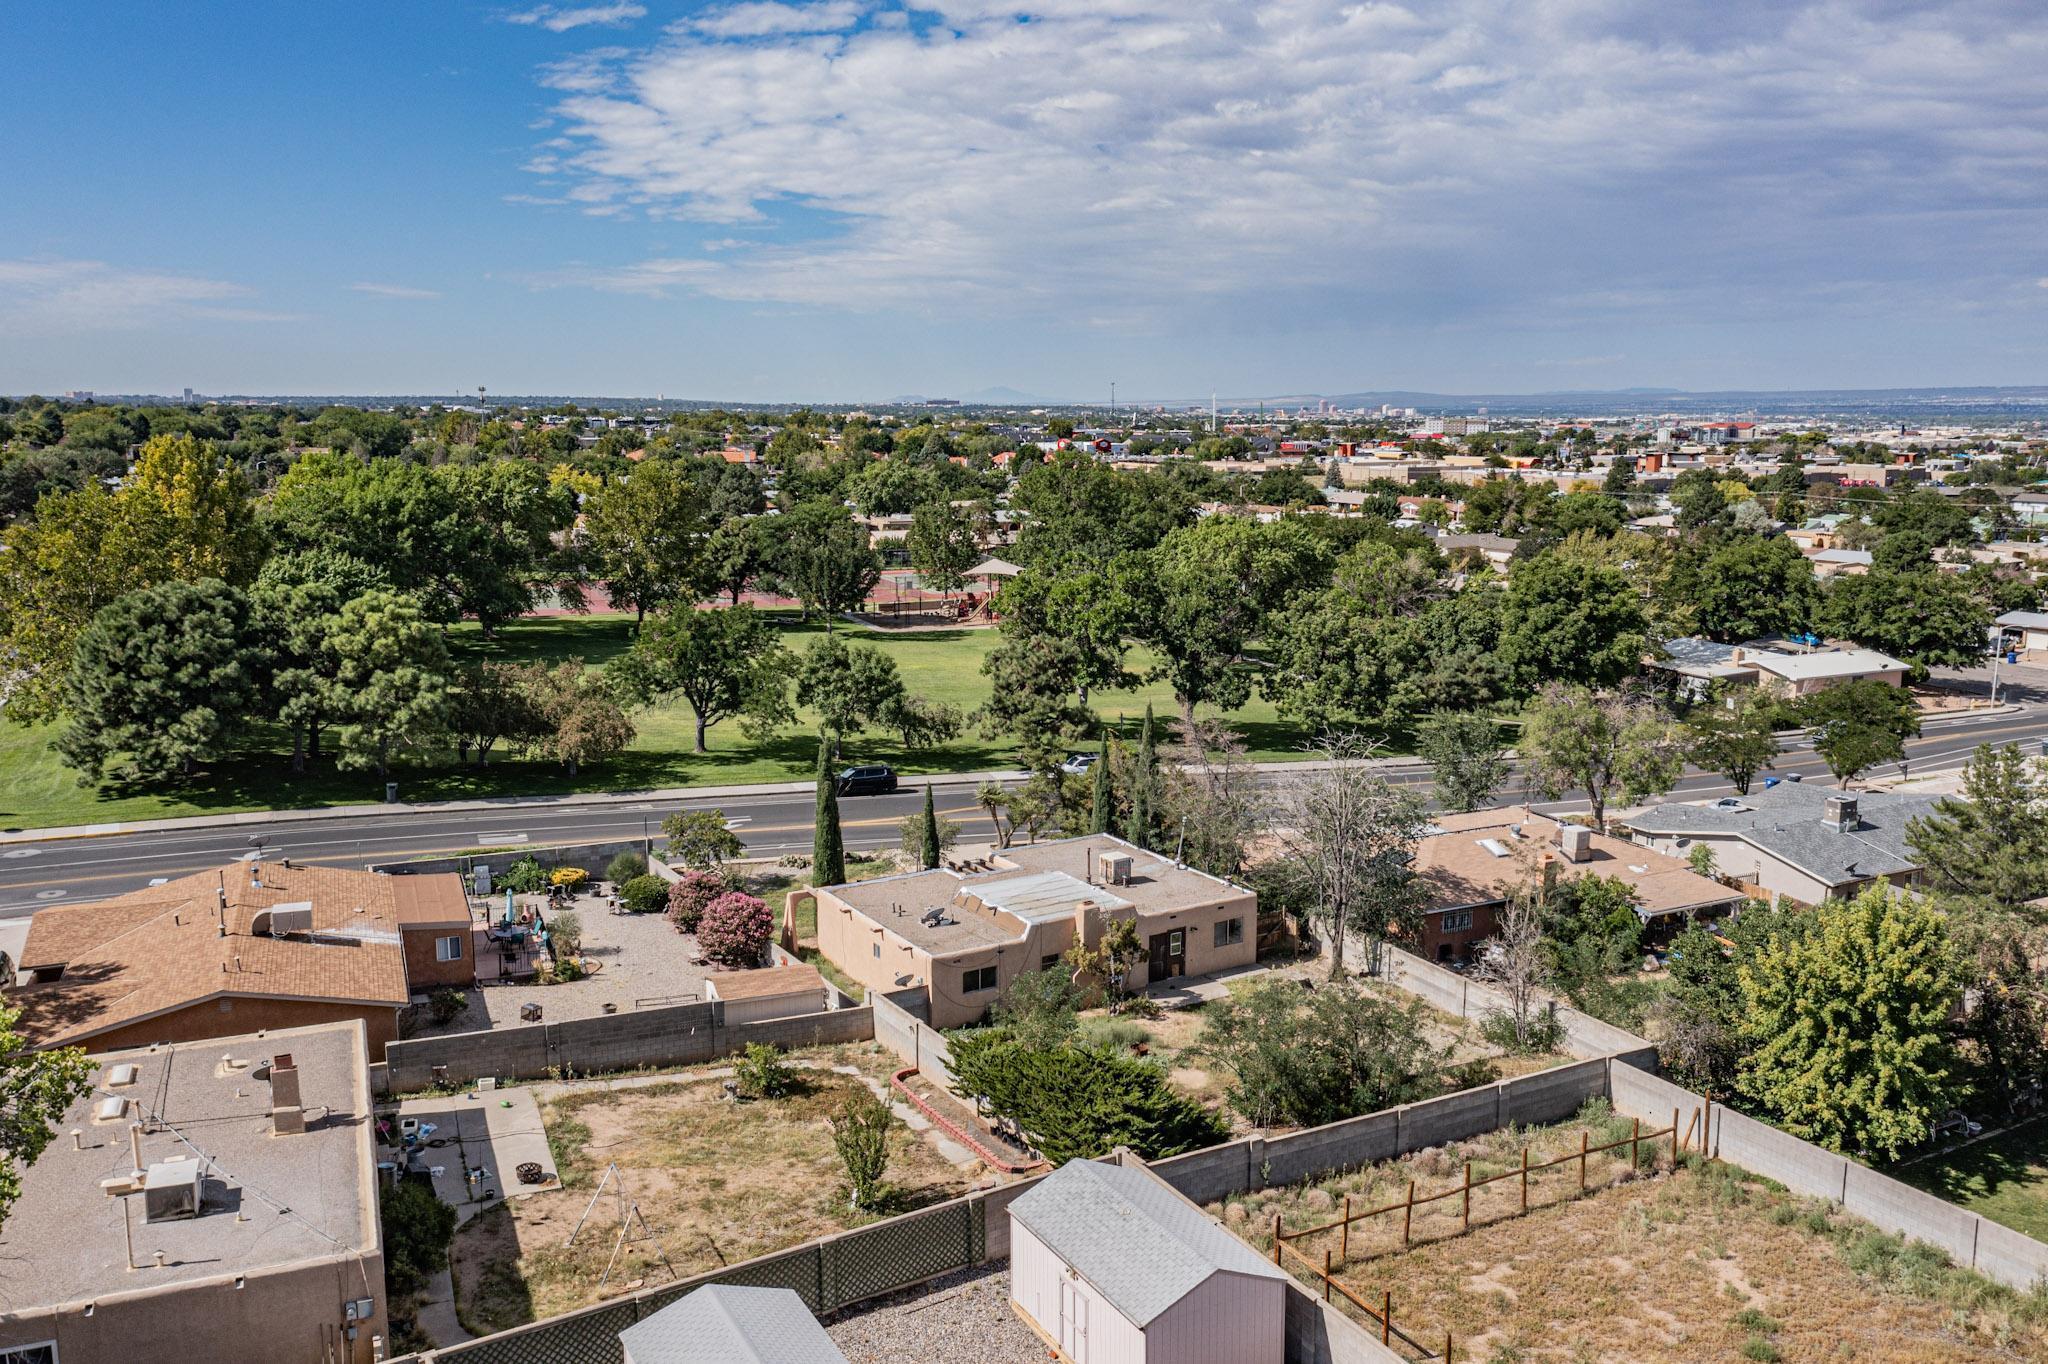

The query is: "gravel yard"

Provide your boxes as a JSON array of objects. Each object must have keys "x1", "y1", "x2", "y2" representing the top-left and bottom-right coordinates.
[{"x1": 825, "y1": 1263, "x2": 1051, "y2": 1364}]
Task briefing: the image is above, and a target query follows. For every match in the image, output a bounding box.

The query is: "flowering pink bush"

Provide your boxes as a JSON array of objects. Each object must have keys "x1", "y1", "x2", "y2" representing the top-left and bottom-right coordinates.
[
  {"x1": 698, "y1": 891, "x2": 773, "y2": 969},
  {"x1": 667, "y1": 870, "x2": 727, "y2": 934}
]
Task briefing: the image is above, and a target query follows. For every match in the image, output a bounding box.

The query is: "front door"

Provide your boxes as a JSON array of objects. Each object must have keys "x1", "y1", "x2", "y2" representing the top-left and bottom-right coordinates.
[
  {"x1": 1059, "y1": 1278, "x2": 1091, "y2": 1362},
  {"x1": 1148, "y1": 929, "x2": 1186, "y2": 983}
]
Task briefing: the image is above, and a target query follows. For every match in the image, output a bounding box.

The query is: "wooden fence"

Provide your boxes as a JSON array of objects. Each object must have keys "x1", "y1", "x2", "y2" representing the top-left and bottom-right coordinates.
[{"x1": 1268, "y1": 1106, "x2": 1703, "y2": 1362}]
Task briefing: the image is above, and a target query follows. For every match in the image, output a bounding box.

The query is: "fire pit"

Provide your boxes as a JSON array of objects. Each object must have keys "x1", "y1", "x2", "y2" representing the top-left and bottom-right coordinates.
[{"x1": 516, "y1": 1161, "x2": 548, "y2": 1185}]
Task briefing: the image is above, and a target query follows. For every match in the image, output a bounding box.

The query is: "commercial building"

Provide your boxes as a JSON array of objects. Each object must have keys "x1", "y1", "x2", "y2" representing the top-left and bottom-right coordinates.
[
  {"x1": 1624, "y1": 785, "x2": 1941, "y2": 906},
  {"x1": 11, "y1": 862, "x2": 472, "y2": 1058},
  {"x1": 0, "y1": 1020, "x2": 385, "y2": 1364},
  {"x1": 1411, "y1": 810, "x2": 1742, "y2": 963},
  {"x1": 803, "y1": 835, "x2": 1255, "y2": 1029}
]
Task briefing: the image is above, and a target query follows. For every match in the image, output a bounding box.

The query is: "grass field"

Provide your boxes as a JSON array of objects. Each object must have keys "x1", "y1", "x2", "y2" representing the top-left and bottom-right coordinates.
[
  {"x1": 1893, "y1": 1117, "x2": 2048, "y2": 1242},
  {"x1": 0, "y1": 613, "x2": 1333, "y2": 830},
  {"x1": 452, "y1": 1044, "x2": 983, "y2": 1334},
  {"x1": 1228, "y1": 1103, "x2": 2048, "y2": 1363}
]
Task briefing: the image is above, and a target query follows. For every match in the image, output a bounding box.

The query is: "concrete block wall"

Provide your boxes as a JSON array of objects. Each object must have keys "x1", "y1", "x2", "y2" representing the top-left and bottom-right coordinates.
[
  {"x1": 372, "y1": 838, "x2": 654, "y2": 882},
  {"x1": 1607, "y1": 1059, "x2": 2048, "y2": 1291},
  {"x1": 870, "y1": 987, "x2": 956, "y2": 1089},
  {"x1": 385, "y1": 1001, "x2": 874, "y2": 1091},
  {"x1": 1284, "y1": 1286, "x2": 1408, "y2": 1364},
  {"x1": 1373, "y1": 942, "x2": 1658, "y2": 1066}
]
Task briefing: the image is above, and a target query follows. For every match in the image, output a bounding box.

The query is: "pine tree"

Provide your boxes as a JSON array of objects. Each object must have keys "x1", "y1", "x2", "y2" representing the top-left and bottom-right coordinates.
[
  {"x1": 917, "y1": 784, "x2": 941, "y2": 869},
  {"x1": 1126, "y1": 706, "x2": 1156, "y2": 847},
  {"x1": 1089, "y1": 732, "x2": 1113, "y2": 834},
  {"x1": 813, "y1": 737, "x2": 846, "y2": 885}
]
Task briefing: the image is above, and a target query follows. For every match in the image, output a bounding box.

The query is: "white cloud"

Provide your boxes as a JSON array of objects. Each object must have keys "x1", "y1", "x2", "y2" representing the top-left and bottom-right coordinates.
[
  {"x1": 518, "y1": 1, "x2": 2048, "y2": 324},
  {"x1": 0, "y1": 259, "x2": 293, "y2": 330},
  {"x1": 504, "y1": 3, "x2": 646, "y2": 33},
  {"x1": 348, "y1": 282, "x2": 443, "y2": 299}
]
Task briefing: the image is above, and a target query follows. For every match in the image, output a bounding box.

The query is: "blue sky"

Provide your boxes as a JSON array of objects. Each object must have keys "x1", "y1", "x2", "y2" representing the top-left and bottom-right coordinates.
[{"x1": 2, "y1": 1, "x2": 2045, "y2": 401}]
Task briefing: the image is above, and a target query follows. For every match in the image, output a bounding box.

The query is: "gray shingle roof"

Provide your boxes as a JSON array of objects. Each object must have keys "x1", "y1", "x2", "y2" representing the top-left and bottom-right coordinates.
[
  {"x1": 1009, "y1": 1159, "x2": 1287, "y2": 1327},
  {"x1": 1625, "y1": 784, "x2": 1940, "y2": 887},
  {"x1": 619, "y1": 1285, "x2": 848, "y2": 1364}
]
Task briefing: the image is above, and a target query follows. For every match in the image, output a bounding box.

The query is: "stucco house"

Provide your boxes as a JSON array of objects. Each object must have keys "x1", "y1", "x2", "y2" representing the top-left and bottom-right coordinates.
[
  {"x1": 1009, "y1": 1158, "x2": 1288, "y2": 1364},
  {"x1": 802, "y1": 834, "x2": 1255, "y2": 1029},
  {"x1": 1623, "y1": 785, "x2": 1941, "y2": 906}
]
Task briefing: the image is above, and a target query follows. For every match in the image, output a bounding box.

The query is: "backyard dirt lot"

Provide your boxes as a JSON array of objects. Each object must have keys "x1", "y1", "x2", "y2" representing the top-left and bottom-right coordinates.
[
  {"x1": 1221, "y1": 1104, "x2": 2048, "y2": 1363},
  {"x1": 452, "y1": 1046, "x2": 990, "y2": 1334}
]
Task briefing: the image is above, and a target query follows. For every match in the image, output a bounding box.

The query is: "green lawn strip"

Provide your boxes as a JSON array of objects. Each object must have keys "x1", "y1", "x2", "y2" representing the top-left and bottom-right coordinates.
[
  {"x1": 0, "y1": 614, "x2": 1362, "y2": 829},
  {"x1": 1891, "y1": 1116, "x2": 2048, "y2": 1241}
]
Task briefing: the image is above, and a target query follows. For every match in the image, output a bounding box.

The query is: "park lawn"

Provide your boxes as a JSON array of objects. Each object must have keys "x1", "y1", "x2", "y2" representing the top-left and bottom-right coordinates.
[
  {"x1": 1893, "y1": 1118, "x2": 2048, "y2": 1242},
  {"x1": 0, "y1": 613, "x2": 1332, "y2": 830}
]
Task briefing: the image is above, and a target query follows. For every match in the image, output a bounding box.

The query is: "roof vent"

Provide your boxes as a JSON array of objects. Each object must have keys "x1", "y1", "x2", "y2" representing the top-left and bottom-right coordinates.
[
  {"x1": 107, "y1": 1063, "x2": 140, "y2": 1088},
  {"x1": 1478, "y1": 838, "x2": 1511, "y2": 858},
  {"x1": 93, "y1": 1097, "x2": 128, "y2": 1123},
  {"x1": 253, "y1": 902, "x2": 315, "y2": 937}
]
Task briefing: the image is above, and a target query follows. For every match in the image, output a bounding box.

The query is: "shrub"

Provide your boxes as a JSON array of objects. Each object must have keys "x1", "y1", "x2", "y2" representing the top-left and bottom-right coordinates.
[
  {"x1": 549, "y1": 910, "x2": 583, "y2": 956},
  {"x1": 500, "y1": 858, "x2": 548, "y2": 894},
  {"x1": 947, "y1": 1028, "x2": 1227, "y2": 1164},
  {"x1": 380, "y1": 1179, "x2": 456, "y2": 1295},
  {"x1": 734, "y1": 1042, "x2": 796, "y2": 1099},
  {"x1": 1477, "y1": 1006, "x2": 1567, "y2": 1056},
  {"x1": 991, "y1": 968, "x2": 1079, "y2": 1049},
  {"x1": 1075, "y1": 1016, "x2": 1149, "y2": 1051},
  {"x1": 550, "y1": 866, "x2": 588, "y2": 890},
  {"x1": 667, "y1": 869, "x2": 727, "y2": 933},
  {"x1": 552, "y1": 956, "x2": 584, "y2": 982},
  {"x1": 619, "y1": 874, "x2": 669, "y2": 915},
  {"x1": 698, "y1": 891, "x2": 772, "y2": 968},
  {"x1": 830, "y1": 1085, "x2": 895, "y2": 1210},
  {"x1": 426, "y1": 988, "x2": 468, "y2": 1027},
  {"x1": 606, "y1": 850, "x2": 648, "y2": 884}
]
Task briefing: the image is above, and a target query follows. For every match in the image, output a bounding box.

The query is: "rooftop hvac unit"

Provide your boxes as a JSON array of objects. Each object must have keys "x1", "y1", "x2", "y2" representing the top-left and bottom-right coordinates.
[
  {"x1": 1097, "y1": 852, "x2": 1134, "y2": 886},
  {"x1": 143, "y1": 1158, "x2": 203, "y2": 1223},
  {"x1": 253, "y1": 902, "x2": 315, "y2": 937}
]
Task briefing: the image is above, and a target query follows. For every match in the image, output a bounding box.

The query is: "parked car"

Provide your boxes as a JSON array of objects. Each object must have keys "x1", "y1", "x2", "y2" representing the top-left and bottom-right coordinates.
[
  {"x1": 1058, "y1": 753, "x2": 1098, "y2": 776},
  {"x1": 836, "y1": 764, "x2": 899, "y2": 796}
]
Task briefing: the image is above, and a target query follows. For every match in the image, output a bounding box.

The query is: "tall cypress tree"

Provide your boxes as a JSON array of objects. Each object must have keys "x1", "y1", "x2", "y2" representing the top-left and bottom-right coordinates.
[
  {"x1": 814, "y1": 737, "x2": 846, "y2": 885},
  {"x1": 1126, "y1": 706, "x2": 1155, "y2": 848},
  {"x1": 1089, "y1": 732, "x2": 1113, "y2": 835},
  {"x1": 918, "y1": 784, "x2": 941, "y2": 869}
]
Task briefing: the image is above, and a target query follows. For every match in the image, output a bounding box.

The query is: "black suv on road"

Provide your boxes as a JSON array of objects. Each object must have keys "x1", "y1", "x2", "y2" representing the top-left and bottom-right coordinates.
[{"x1": 836, "y1": 764, "x2": 898, "y2": 796}]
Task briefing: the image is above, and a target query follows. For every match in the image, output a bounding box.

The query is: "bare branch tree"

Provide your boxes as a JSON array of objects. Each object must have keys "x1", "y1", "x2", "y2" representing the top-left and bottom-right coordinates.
[
  {"x1": 1273, "y1": 733, "x2": 1431, "y2": 979},
  {"x1": 1472, "y1": 861, "x2": 1555, "y2": 1051}
]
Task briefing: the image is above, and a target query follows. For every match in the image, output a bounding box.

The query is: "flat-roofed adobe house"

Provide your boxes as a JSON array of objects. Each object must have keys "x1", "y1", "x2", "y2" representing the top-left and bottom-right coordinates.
[
  {"x1": 0, "y1": 1020, "x2": 384, "y2": 1364},
  {"x1": 9, "y1": 862, "x2": 471, "y2": 1058},
  {"x1": 1009, "y1": 1158, "x2": 1288, "y2": 1364},
  {"x1": 1411, "y1": 809, "x2": 1743, "y2": 964},
  {"x1": 802, "y1": 834, "x2": 1255, "y2": 1029}
]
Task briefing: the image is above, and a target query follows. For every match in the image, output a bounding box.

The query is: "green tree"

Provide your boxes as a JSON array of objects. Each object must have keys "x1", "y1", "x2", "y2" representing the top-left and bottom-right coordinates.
[
  {"x1": 614, "y1": 605, "x2": 792, "y2": 752},
  {"x1": 251, "y1": 549, "x2": 390, "y2": 772},
  {"x1": 0, "y1": 1002, "x2": 93, "y2": 1229},
  {"x1": 1693, "y1": 535, "x2": 1819, "y2": 642},
  {"x1": 56, "y1": 580, "x2": 264, "y2": 781},
  {"x1": 946, "y1": 1028, "x2": 1226, "y2": 1164},
  {"x1": 1089, "y1": 736, "x2": 1113, "y2": 834},
  {"x1": 1498, "y1": 552, "x2": 1648, "y2": 692},
  {"x1": 379, "y1": 1175, "x2": 458, "y2": 1296},
  {"x1": 1520, "y1": 683, "x2": 1684, "y2": 828},
  {"x1": 1197, "y1": 978, "x2": 1456, "y2": 1128},
  {"x1": 329, "y1": 591, "x2": 451, "y2": 776},
  {"x1": 916, "y1": 784, "x2": 941, "y2": 869},
  {"x1": 906, "y1": 499, "x2": 985, "y2": 595},
  {"x1": 769, "y1": 500, "x2": 881, "y2": 626},
  {"x1": 1265, "y1": 541, "x2": 1440, "y2": 731},
  {"x1": 579, "y1": 459, "x2": 707, "y2": 622},
  {"x1": 520, "y1": 660, "x2": 634, "y2": 775},
  {"x1": 1140, "y1": 515, "x2": 1330, "y2": 729},
  {"x1": 813, "y1": 738, "x2": 846, "y2": 885},
  {"x1": 1417, "y1": 710, "x2": 1508, "y2": 812},
  {"x1": 1736, "y1": 887, "x2": 1961, "y2": 1158},
  {"x1": 1683, "y1": 685, "x2": 1782, "y2": 795},
  {"x1": 663, "y1": 808, "x2": 745, "y2": 867},
  {"x1": 1907, "y1": 744, "x2": 2048, "y2": 905},
  {"x1": 990, "y1": 968, "x2": 1080, "y2": 1050},
  {"x1": 1126, "y1": 705, "x2": 1158, "y2": 848},
  {"x1": 978, "y1": 562, "x2": 1139, "y2": 732},
  {"x1": 700, "y1": 514, "x2": 771, "y2": 606},
  {"x1": 829, "y1": 1086, "x2": 895, "y2": 1210},
  {"x1": 793, "y1": 633, "x2": 907, "y2": 753},
  {"x1": 446, "y1": 662, "x2": 546, "y2": 767},
  {"x1": 1797, "y1": 679, "x2": 1921, "y2": 786},
  {"x1": 1821, "y1": 569, "x2": 1991, "y2": 673},
  {"x1": 1276, "y1": 736, "x2": 1432, "y2": 977}
]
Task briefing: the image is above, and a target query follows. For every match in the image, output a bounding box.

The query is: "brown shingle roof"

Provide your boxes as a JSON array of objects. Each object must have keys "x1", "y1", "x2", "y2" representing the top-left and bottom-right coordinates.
[
  {"x1": 12, "y1": 862, "x2": 417, "y2": 1048},
  {"x1": 1415, "y1": 809, "x2": 1741, "y2": 918},
  {"x1": 391, "y1": 873, "x2": 470, "y2": 927}
]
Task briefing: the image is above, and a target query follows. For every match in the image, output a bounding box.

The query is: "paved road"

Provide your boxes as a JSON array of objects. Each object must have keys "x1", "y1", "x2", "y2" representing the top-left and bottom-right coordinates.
[{"x1": 0, "y1": 705, "x2": 2040, "y2": 919}]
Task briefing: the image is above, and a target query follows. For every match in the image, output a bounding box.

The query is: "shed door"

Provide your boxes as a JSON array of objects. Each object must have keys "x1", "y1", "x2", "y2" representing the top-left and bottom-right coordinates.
[{"x1": 1059, "y1": 1278, "x2": 1091, "y2": 1362}]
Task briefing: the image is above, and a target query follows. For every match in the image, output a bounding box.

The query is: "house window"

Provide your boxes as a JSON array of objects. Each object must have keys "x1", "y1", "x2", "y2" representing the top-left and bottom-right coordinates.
[
  {"x1": 435, "y1": 935, "x2": 464, "y2": 962},
  {"x1": 1441, "y1": 909, "x2": 1474, "y2": 932},
  {"x1": 1213, "y1": 918, "x2": 1245, "y2": 948},
  {"x1": 1041, "y1": 954, "x2": 1062, "y2": 971},
  {"x1": 963, "y1": 966, "x2": 999, "y2": 993},
  {"x1": 872, "y1": 944, "x2": 882, "y2": 959},
  {"x1": 1, "y1": 1344, "x2": 58, "y2": 1364}
]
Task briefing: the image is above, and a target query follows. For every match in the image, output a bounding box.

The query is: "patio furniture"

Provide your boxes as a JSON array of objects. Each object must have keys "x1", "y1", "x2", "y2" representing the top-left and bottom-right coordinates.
[{"x1": 519, "y1": 1002, "x2": 543, "y2": 1023}]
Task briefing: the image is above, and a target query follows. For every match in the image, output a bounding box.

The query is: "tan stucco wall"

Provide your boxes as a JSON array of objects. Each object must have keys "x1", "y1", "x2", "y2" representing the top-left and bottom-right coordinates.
[{"x1": 402, "y1": 924, "x2": 474, "y2": 991}]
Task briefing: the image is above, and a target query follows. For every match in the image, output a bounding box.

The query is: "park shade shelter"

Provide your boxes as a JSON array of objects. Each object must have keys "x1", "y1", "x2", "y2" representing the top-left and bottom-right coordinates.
[
  {"x1": 618, "y1": 1284, "x2": 848, "y2": 1364},
  {"x1": 967, "y1": 556, "x2": 1022, "y2": 581}
]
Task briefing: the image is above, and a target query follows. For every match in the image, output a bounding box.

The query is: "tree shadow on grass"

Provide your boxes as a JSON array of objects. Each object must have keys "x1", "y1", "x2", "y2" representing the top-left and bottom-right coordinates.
[{"x1": 1893, "y1": 1117, "x2": 2048, "y2": 1228}]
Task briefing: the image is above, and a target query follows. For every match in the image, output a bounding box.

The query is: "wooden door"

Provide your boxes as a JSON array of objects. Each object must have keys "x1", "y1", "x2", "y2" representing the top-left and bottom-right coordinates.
[{"x1": 1148, "y1": 929, "x2": 1186, "y2": 982}]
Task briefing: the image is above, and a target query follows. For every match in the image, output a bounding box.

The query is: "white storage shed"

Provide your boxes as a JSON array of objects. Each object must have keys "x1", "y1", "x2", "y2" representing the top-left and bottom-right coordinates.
[
  {"x1": 704, "y1": 963, "x2": 828, "y2": 1024},
  {"x1": 617, "y1": 1283, "x2": 847, "y2": 1364},
  {"x1": 1009, "y1": 1158, "x2": 1288, "y2": 1364}
]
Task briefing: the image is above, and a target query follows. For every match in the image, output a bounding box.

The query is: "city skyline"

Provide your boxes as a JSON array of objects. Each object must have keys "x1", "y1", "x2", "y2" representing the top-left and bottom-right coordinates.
[{"x1": 2, "y1": 1, "x2": 2045, "y2": 399}]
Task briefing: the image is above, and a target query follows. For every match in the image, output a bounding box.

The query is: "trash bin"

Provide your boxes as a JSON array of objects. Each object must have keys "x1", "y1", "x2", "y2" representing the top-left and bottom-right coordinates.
[{"x1": 385, "y1": 781, "x2": 399, "y2": 802}]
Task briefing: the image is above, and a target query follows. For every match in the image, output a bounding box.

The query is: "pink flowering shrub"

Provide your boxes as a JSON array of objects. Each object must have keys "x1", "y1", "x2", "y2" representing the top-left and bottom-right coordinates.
[
  {"x1": 667, "y1": 870, "x2": 727, "y2": 934},
  {"x1": 698, "y1": 891, "x2": 772, "y2": 968}
]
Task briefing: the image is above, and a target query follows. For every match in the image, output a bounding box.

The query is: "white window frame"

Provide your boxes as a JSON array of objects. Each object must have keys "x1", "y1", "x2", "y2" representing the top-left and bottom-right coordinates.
[
  {"x1": 1, "y1": 1342, "x2": 59, "y2": 1364},
  {"x1": 435, "y1": 934, "x2": 464, "y2": 962}
]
